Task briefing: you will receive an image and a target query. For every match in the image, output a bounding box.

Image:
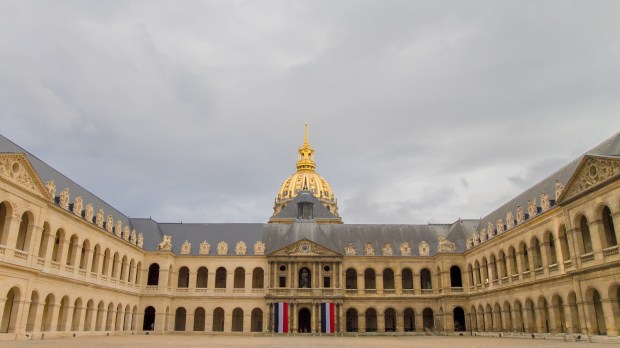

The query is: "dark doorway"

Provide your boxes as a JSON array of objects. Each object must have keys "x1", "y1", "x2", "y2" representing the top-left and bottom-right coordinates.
[
  {"x1": 143, "y1": 306, "x2": 155, "y2": 330},
  {"x1": 454, "y1": 306, "x2": 466, "y2": 332},
  {"x1": 298, "y1": 308, "x2": 311, "y2": 333}
]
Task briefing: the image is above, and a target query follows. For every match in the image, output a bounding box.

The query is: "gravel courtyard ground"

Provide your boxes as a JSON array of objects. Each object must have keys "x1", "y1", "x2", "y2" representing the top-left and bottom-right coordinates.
[{"x1": 1, "y1": 335, "x2": 618, "y2": 348}]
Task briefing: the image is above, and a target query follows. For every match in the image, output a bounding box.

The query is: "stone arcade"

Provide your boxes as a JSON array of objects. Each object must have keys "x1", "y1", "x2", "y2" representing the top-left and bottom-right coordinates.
[{"x1": 0, "y1": 126, "x2": 620, "y2": 341}]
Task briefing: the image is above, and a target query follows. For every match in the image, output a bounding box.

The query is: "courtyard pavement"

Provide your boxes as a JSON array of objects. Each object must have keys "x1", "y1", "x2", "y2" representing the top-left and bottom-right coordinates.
[{"x1": 2, "y1": 335, "x2": 618, "y2": 348}]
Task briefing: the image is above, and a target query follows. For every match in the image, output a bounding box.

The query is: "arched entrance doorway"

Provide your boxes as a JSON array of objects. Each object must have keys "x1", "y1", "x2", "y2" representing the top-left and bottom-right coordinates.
[
  {"x1": 143, "y1": 306, "x2": 155, "y2": 331},
  {"x1": 298, "y1": 308, "x2": 311, "y2": 333},
  {"x1": 453, "y1": 306, "x2": 466, "y2": 332}
]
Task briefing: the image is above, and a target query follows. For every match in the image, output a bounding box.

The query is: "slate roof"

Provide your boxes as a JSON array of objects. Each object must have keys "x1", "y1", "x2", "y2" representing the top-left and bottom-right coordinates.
[
  {"x1": 0, "y1": 134, "x2": 132, "y2": 227},
  {"x1": 477, "y1": 131, "x2": 620, "y2": 235}
]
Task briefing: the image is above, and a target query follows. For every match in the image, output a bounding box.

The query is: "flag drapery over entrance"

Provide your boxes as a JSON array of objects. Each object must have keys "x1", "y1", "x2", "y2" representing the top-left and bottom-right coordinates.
[
  {"x1": 274, "y1": 303, "x2": 289, "y2": 333},
  {"x1": 321, "y1": 302, "x2": 335, "y2": 333}
]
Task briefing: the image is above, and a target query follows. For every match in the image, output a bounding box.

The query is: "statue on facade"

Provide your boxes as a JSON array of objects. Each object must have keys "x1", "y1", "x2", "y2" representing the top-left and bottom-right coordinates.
[
  {"x1": 95, "y1": 209, "x2": 104, "y2": 228},
  {"x1": 541, "y1": 192, "x2": 550, "y2": 212},
  {"x1": 73, "y1": 196, "x2": 83, "y2": 216},
  {"x1": 466, "y1": 236, "x2": 473, "y2": 250},
  {"x1": 85, "y1": 203, "x2": 94, "y2": 222},
  {"x1": 106, "y1": 215, "x2": 114, "y2": 233},
  {"x1": 137, "y1": 233, "x2": 144, "y2": 248},
  {"x1": 123, "y1": 226, "x2": 130, "y2": 241},
  {"x1": 516, "y1": 206, "x2": 525, "y2": 224},
  {"x1": 115, "y1": 220, "x2": 122, "y2": 237},
  {"x1": 157, "y1": 235, "x2": 172, "y2": 251},
  {"x1": 46, "y1": 180, "x2": 56, "y2": 198},
  {"x1": 344, "y1": 242, "x2": 356, "y2": 256},
  {"x1": 473, "y1": 232, "x2": 479, "y2": 246},
  {"x1": 300, "y1": 269, "x2": 310, "y2": 288},
  {"x1": 527, "y1": 199, "x2": 537, "y2": 218},
  {"x1": 437, "y1": 236, "x2": 455, "y2": 253},
  {"x1": 487, "y1": 222, "x2": 495, "y2": 238},
  {"x1": 506, "y1": 211, "x2": 514, "y2": 230},
  {"x1": 554, "y1": 180, "x2": 564, "y2": 201},
  {"x1": 130, "y1": 229, "x2": 137, "y2": 244},
  {"x1": 59, "y1": 188, "x2": 70, "y2": 210},
  {"x1": 364, "y1": 242, "x2": 375, "y2": 256},
  {"x1": 496, "y1": 219, "x2": 505, "y2": 234}
]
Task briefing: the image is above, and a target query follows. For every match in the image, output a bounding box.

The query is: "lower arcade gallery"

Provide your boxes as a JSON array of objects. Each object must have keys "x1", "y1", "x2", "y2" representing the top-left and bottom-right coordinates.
[{"x1": 0, "y1": 129, "x2": 619, "y2": 341}]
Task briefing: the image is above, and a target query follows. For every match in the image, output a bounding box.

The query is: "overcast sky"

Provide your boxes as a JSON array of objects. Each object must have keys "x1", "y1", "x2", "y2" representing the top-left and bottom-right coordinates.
[{"x1": 1, "y1": 1, "x2": 620, "y2": 224}]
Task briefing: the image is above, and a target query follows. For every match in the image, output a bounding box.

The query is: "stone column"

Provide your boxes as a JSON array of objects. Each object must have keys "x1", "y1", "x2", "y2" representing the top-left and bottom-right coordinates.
[
  {"x1": 57, "y1": 238, "x2": 69, "y2": 266},
  {"x1": 546, "y1": 303, "x2": 556, "y2": 334},
  {"x1": 2, "y1": 216, "x2": 22, "y2": 250},
  {"x1": 527, "y1": 247, "x2": 535, "y2": 279},
  {"x1": 359, "y1": 311, "x2": 366, "y2": 333},
  {"x1": 290, "y1": 303, "x2": 295, "y2": 333},
  {"x1": 612, "y1": 211, "x2": 620, "y2": 246},
  {"x1": 414, "y1": 310, "x2": 422, "y2": 332},
  {"x1": 602, "y1": 299, "x2": 618, "y2": 336},
  {"x1": 589, "y1": 220, "x2": 605, "y2": 260},
  {"x1": 357, "y1": 272, "x2": 364, "y2": 294},
  {"x1": 208, "y1": 269, "x2": 216, "y2": 291},
  {"x1": 377, "y1": 310, "x2": 385, "y2": 333},
  {"x1": 376, "y1": 272, "x2": 384, "y2": 294},
  {"x1": 395, "y1": 273, "x2": 402, "y2": 295},
  {"x1": 225, "y1": 267, "x2": 234, "y2": 291},
  {"x1": 540, "y1": 242, "x2": 550, "y2": 275},
  {"x1": 245, "y1": 270, "x2": 252, "y2": 291},
  {"x1": 49, "y1": 304, "x2": 61, "y2": 332},
  {"x1": 269, "y1": 262, "x2": 275, "y2": 288}
]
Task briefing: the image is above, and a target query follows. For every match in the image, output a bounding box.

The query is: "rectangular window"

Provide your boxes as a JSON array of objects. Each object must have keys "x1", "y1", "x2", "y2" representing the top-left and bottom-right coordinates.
[
  {"x1": 279, "y1": 276, "x2": 286, "y2": 288},
  {"x1": 323, "y1": 277, "x2": 331, "y2": 288}
]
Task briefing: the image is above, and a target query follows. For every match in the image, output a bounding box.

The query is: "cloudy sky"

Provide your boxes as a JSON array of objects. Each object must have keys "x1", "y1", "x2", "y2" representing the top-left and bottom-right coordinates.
[{"x1": 1, "y1": 1, "x2": 619, "y2": 224}]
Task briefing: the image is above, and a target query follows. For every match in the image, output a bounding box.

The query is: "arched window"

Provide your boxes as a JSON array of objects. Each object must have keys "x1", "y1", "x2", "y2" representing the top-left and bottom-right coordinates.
[
  {"x1": 38, "y1": 222, "x2": 51, "y2": 258},
  {"x1": 384, "y1": 308, "x2": 396, "y2": 332},
  {"x1": 402, "y1": 268, "x2": 413, "y2": 290},
  {"x1": 545, "y1": 232, "x2": 558, "y2": 265},
  {"x1": 196, "y1": 267, "x2": 208, "y2": 288},
  {"x1": 174, "y1": 307, "x2": 186, "y2": 331},
  {"x1": 602, "y1": 206, "x2": 618, "y2": 247},
  {"x1": 232, "y1": 308, "x2": 244, "y2": 332},
  {"x1": 147, "y1": 263, "x2": 160, "y2": 286},
  {"x1": 212, "y1": 308, "x2": 224, "y2": 332},
  {"x1": 193, "y1": 307, "x2": 205, "y2": 331},
  {"x1": 422, "y1": 308, "x2": 434, "y2": 330},
  {"x1": 346, "y1": 308, "x2": 358, "y2": 332},
  {"x1": 66, "y1": 235, "x2": 79, "y2": 266},
  {"x1": 420, "y1": 268, "x2": 432, "y2": 289},
  {"x1": 15, "y1": 211, "x2": 33, "y2": 251},
  {"x1": 345, "y1": 268, "x2": 357, "y2": 289},
  {"x1": 299, "y1": 267, "x2": 311, "y2": 288},
  {"x1": 251, "y1": 308, "x2": 263, "y2": 332},
  {"x1": 252, "y1": 267, "x2": 264, "y2": 288},
  {"x1": 383, "y1": 268, "x2": 395, "y2": 290},
  {"x1": 404, "y1": 308, "x2": 415, "y2": 332},
  {"x1": 177, "y1": 267, "x2": 190, "y2": 288},
  {"x1": 232, "y1": 267, "x2": 244, "y2": 289},
  {"x1": 365, "y1": 308, "x2": 377, "y2": 332},
  {"x1": 0, "y1": 287, "x2": 21, "y2": 333},
  {"x1": 215, "y1": 267, "x2": 227, "y2": 288},
  {"x1": 531, "y1": 237, "x2": 542, "y2": 269},
  {"x1": 454, "y1": 307, "x2": 466, "y2": 332},
  {"x1": 364, "y1": 269, "x2": 376, "y2": 290},
  {"x1": 0, "y1": 202, "x2": 12, "y2": 245},
  {"x1": 558, "y1": 225, "x2": 571, "y2": 261},
  {"x1": 580, "y1": 216, "x2": 593, "y2": 254},
  {"x1": 51, "y1": 229, "x2": 65, "y2": 262},
  {"x1": 450, "y1": 265, "x2": 462, "y2": 287}
]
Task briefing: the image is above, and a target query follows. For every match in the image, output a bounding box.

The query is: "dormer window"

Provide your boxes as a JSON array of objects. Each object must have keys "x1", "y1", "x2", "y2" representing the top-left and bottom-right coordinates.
[{"x1": 297, "y1": 202, "x2": 313, "y2": 219}]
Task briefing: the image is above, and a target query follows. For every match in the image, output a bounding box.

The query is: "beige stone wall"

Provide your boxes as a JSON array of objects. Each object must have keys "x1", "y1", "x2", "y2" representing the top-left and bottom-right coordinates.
[{"x1": 1, "y1": 173, "x2": 619, "y2": 340}]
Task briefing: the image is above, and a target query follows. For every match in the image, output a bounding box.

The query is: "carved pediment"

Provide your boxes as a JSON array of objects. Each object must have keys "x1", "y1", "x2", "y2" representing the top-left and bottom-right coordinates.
[
  {"x1": 559, "y1": 155, "x2": 620, "y2": 203},
  {"x1": 270, "y1": 239, "x2": 340, "y2": 257},
  {"x1": 0, "y1": 153, "x2": 52, "y2": 201}
]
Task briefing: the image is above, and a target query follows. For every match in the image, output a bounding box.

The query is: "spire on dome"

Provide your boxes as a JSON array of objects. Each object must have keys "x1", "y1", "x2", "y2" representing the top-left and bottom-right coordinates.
[{"x1": 296, "y1": 122, "x2": 316, "y2": 172}]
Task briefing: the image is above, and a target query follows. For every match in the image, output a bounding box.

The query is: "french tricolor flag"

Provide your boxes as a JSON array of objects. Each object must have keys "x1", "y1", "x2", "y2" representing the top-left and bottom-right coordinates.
[
  {"x1": 274, "y1": 303, "x2": 289, "y2": 333},
  {"x1": 321, "y1": 302, "x2": 335, "y2": 333}
]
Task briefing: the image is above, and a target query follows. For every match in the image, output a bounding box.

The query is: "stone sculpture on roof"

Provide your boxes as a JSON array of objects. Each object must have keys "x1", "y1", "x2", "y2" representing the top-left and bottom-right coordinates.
[
  {"x1": 364, "y1": 242, "x2": 375, "y2": 256},
  {"x1": 157, "y1": 235, "x2": 172, "y2": 251},
  {"x1": 419, "y1": 241, "x2": 430, "y2": 256},
  {"x1": 437, "y1": 236, "x2": 455, "y2": 253},
  {"x1": 235, "y1": 241, "x2": 247, "y2": 255},
  {"x1": 115, "y1": 220, "x2": 122, "y2": 237},
  {"x1": 181, "y1": 240, "x2": 191, "y2": 255},
  {"x1": 344, "y1": 242, "x2": 356, "y2": 256},
  {"x1": 96, "y1": 209, "x2": 104, "y2": 228},
  {"x1": 541, "y1": 192, "x2": 550, "y2": 212},
  {"x1": 472, "y1": 232, "x2": 479, "y2": 246},
  {"x1": 496, "y1": 219, "x2": 504, "y2": 234},
  {"x1": 382, "y1": 243, "x2": 393, "y2": 256},
  {"x1": 487, "y1": 222, "x2": 494, "y2": 238},
  {"x1": 199, "y1": 241, "x2": 210, "y2": 255},
  {"x1": 516, "y1": 206, "x2": 525, "y2": 224},
  {"x1": 106, "y1": 215, "x2": 113, "y2": 233},
  {"x1": 73, "y1": 196, "x2": 83, "y2": 216},
  {"x1": 85, "y1": 203, "x2": 94, "y2": 222},
  {"x1": 466, "y1": 236, "x2": 472, "y2": 250},
  {"x1": 554, "y1": 180, "x2": 564, "y2": 201},
  {"x1": 123, "y1": 226, "x2": 130, "y2": 241},
  {"x1": 254, "y1": 241, "x2": 265, "y2": 255},
  {"x1": 400, "y1": 242, "x2": 411, "y2": 256},
  {"x1": 137, "y1": 233, "x2": 143, "y2": 248},
  {"x1": 217, "y1": 241, "x2": 228, "y2": 255},
  {"x1": 527, "y1": 198, "x2": 537, "y2": 218},
  {"x1": 46, "y1": 180, "x2": 56, "y2": 198},
  {"x1": 480, "y1": 228, "x2": 487, "y2": 242},
  {"x1": 506, "y1": 211, "x2": 514, "y2": 230},
  {"x1": 130, "y1": 229, "x2": 137, "y2": 244},
  {"x1": 59, "y1": 188, "x2": 70, "y2": 210}
]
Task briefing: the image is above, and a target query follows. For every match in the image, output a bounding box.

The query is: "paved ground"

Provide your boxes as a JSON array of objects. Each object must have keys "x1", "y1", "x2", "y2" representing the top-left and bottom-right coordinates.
[{"x1": 2, "y1": 335, "x2": 618, "y2": 348}]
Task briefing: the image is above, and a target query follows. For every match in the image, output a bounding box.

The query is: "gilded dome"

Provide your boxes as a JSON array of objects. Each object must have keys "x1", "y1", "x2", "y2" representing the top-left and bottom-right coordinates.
[{"x1": 273, "y1": 124, "x2": 339, "y2": 217}]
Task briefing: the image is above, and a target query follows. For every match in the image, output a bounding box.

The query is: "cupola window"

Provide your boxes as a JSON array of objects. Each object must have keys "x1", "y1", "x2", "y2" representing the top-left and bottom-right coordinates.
[{"x1": 297, "y1": 202, "x2": 314, "y2": 219}]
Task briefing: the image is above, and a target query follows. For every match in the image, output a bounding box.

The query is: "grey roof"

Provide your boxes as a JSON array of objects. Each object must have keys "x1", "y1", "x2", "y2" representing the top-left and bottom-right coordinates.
[
  {"x1": 0, "y1": 133, "x2": 132, "y2": 227},
  {"x1": 477, "y1": 131, "x2": 620, "y2": 235},
  {"x1": 271, "y1": 190, "x2": 340, "y2": 220}
]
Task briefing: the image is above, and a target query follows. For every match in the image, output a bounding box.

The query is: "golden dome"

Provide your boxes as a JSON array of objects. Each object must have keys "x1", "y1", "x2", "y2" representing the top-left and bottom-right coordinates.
[{"x1": 273, "y1": 123, "x2": 339, "y2": 217}]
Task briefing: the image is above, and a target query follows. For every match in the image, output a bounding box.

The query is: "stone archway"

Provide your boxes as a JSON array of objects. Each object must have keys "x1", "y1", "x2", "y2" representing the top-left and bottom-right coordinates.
[{"x1": 298, "y1": 308, "x2": 311, "y2": 333}]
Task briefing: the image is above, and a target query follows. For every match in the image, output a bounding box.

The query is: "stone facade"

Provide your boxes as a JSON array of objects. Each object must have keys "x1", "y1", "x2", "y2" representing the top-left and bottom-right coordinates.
[{"x1": 0, "y1": 133, "x2": 619, "y2": 342}]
